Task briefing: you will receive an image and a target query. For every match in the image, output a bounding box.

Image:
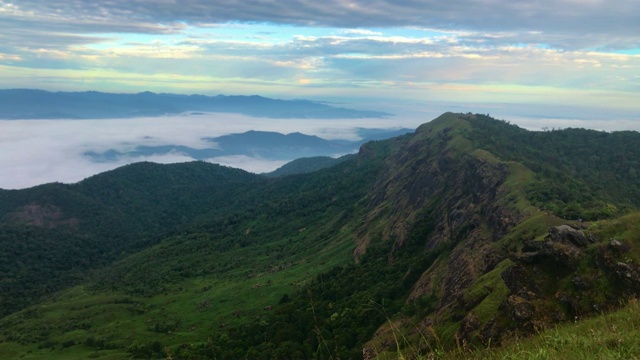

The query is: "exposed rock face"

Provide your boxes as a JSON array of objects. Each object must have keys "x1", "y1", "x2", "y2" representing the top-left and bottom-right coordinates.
[
  {"x1": 614, "y1": 262, "x2": 640, "y2": 286},
  {"x1": 498, "y1": 226, "x2": 594, "y2": 331},
  {"x1": 507, "y1": 295, "x2": 535, "y2": 321},
  {"x1": 489, "y1": 222, "x2": 640, "y2": 341},
  {"x1": 548, "y1": 225, "x2": 593, "y2": 247},
  {"x1": 458, "y1": 312, "x2": 481, "y2": 343},
  {"x1": 355, "y1": 117, "x2": 513, "y2": 261},
  {"x1": 364, "y1": 114, "x2": 640, "y2": 351},
  {"x1": 501, "y1": 264, "x2": 540, "y2": 299},
  {"x1": 359, "y1": 121, "x2": 517, "y2": 305},
  {"x1": 517, "y1": 225, "x2": 592, "y2": 269},
  {"x1": 359, "y1": 114, "x2": 537, "y2": 351},
  {"x1": 609, "y1": 239, "x2": 629, "y2": 252}
]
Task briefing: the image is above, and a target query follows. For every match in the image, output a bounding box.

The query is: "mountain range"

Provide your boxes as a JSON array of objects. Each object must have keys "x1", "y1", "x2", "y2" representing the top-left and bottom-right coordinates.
[
  {"x1": 84, "y1": 128, "x2": 413, "y2": 165},
  {"x1": 1, "y1": 113, "x2": 640, "y2": 359},
  {"x1": 0, "y1": 89, "x2": 391, "y2": 119}
]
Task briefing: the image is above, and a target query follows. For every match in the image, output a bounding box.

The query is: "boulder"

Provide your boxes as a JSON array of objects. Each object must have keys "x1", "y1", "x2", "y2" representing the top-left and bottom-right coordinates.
[
  {"x1": 609, "y1": 239, "x2": 629, "y2": 252},
  {"x1": 517, "y1": 225, "x2": 592, "y2": 269},
  {"x1": 548, "y1": 225, "x2": 592, "y2": 247}
]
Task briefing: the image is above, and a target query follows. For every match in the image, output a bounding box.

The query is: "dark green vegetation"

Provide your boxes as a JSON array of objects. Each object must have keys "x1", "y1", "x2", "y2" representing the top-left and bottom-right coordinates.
[
  {"x1": 468, "y1": 115, "x2": 640, "y2": 220},
  {"x1": 1, "y1": 113, "x2": 640, "y2": 359},
  {"x1": 264, "y1": 155, "x2": 354, "y2": 177}
]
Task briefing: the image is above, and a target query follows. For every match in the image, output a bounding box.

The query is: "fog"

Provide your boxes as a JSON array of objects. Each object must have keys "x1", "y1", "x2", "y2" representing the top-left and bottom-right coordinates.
[
  {"x1": 3, "y1": 110, "x2": 639, "y2": 190},
  {"x1": 0, "y1": 113, "x2": 420, "y2": 189}
]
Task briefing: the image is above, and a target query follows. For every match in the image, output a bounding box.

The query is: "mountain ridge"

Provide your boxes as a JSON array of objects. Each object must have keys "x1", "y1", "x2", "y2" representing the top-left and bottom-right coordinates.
[
  {"x1": 0, "y1": 89, "x2": 391, "y2": 119},
  {"x1": 84, "y1": 128, "x2": 413, "y2": 164}
]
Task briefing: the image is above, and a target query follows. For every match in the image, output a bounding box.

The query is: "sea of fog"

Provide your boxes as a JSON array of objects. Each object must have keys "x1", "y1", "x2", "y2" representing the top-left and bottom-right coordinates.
[
  {"x1": 2, "y1": 111, "x2": 639, "y2": 190},
  {"x1": 0, "y1": 113, "x2": 425, "y2": 190}
]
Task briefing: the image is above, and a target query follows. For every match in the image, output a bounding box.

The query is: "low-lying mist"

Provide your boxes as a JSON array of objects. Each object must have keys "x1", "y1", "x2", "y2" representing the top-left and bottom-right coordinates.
[{"x1": 0, "y1": 113, "x2": 419, "y2": 189}]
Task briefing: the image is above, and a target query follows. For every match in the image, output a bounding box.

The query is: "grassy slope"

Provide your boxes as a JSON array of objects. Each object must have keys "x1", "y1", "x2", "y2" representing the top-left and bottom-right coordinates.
[
  {"x1": 374, "y1": 211, "x2": 640, "y2": 360},
  {"x1": 471, "y1": 297, "x2": 640, "y2": 359}
]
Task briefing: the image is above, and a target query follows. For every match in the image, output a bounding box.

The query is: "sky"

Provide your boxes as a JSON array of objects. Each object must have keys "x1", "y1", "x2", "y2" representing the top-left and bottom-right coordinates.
[
  {"x1": 1, "y1": 1, "x2": 639, "y2": 189},
  {"x1": 1, "y1": 0, "x2": 638, "y2": 120}
]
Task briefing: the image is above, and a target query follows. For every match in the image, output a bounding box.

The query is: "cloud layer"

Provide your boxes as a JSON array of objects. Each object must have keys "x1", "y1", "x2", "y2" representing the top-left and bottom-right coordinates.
[
  {"x1": 3, "y1": 110, "x2": 640, "y2": 190},
  {"x1": 0, "y1": 113, "x2": 417, "y2": 189},
  {"x1": 3, "y1": 1, "x2": 639, "y2": 49}
]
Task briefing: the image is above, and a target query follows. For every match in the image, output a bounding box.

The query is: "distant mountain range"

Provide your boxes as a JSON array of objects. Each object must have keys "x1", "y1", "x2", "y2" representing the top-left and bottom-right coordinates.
[
  {"x1": 84, "y1": 128, "x2": 413, "y2": 163},
  {"x1": 0, "y1": 89, "x2": 391, "y2": 119}
]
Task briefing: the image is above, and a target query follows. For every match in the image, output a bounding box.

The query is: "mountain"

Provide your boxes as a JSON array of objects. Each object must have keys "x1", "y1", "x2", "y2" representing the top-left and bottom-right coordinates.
[
  {"x1": 84, "y1": 128, "x2": 413, "y2": 163},
  {"x1": 263, "y1": 155, "x2": 355, "y2": 177},
  {"x1": 0, "y1": 162, "x2": 263, "y2": 318},
  {"x1": 0, "y1": 89, "x2": 391, "y2": 119},
  {"x1": 1, "y1": 113, "x2": 640, "y2": 359}
]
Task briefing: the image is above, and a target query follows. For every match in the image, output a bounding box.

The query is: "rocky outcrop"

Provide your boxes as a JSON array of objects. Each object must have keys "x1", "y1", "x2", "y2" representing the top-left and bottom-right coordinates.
[
  {"x1": 362, "y1": 114, "x2": 529, "y2": 350},
  {"x1": 613, "y1": 262, "x2": 640, "y2": 289},
  {"x1": 517, "y1": 225, "x2": 593, "y2": 269},
  {"x1": 501, "y1": 264, "x2": 540, "y2": 299},
  {"x1": 548, "y1": 225, "x2": 593, "y2": 247}
]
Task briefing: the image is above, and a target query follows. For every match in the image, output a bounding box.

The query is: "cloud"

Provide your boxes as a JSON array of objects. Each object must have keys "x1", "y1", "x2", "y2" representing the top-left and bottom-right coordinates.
[
  {"x1": 341, "y1": 29, "x2": 383, "y2": 36},
  {"x1": 3, "y1": 1, "x2": 638, "y2": 50},
  {"x1": 2, "y1": 110, "x2": 638, "y2": 190},
  {"x1": 0, "y1": 52, "x2": 20, "y2": 61},
  {"x1": 1, "y1": 0, "x2": 638, "y2": 131},
  {"x1": 0, "y1": 113, "x2": 417, "y2": 189}
]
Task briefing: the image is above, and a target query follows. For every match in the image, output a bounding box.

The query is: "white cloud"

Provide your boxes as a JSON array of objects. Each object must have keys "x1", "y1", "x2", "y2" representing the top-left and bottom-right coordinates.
[
  {"x1": 1, "y1": 3, "x2": 638, "y2": 120},
  {"x1": 2, "y1": 110, "x2": 639, "y2": 190},
  {"x1": 0, "y1": 113, "x2": 420, "y2": 189},
  {"x1": 0, "y1": 52, "x2": 21, "y2": 61},
  {"x1": 4, "y1": 1, "x2": 639, "y2": 47},
  {"x1": 341, "y1": 29, "x2": 383, "y2": 36}
]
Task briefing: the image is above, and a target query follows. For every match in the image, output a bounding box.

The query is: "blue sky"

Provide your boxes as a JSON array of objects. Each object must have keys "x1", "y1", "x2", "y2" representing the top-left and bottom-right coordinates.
[{"x1": 1, "y1": 0, "x2": 639, "y2": 122}]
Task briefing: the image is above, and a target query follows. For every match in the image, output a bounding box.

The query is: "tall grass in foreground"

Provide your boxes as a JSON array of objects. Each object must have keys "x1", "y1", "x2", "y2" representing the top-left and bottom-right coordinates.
[{"x1": 389, "y1": 298, "x2": 640, "y2": 360}]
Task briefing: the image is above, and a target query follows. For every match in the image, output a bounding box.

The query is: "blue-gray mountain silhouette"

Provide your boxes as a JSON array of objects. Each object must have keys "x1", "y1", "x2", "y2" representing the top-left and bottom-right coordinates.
[
  {"x1": 0, "y1": 89, "x2": 391, "y2": 119},
  {"x1": 84, "y1": 128, "x2": 412, "y2": 163}
]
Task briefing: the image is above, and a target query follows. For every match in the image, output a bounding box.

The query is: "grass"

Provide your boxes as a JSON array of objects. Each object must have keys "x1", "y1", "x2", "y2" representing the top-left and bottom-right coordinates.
[
  {"x1": 451, "y1": 297, "x2": 640, "y2": 359},
  {"x1": 380, "y1": 298, "x2": 640, "y2": 360},
  {"x1": 463, "y1": 259, "x2": 513, "y2": 324}
]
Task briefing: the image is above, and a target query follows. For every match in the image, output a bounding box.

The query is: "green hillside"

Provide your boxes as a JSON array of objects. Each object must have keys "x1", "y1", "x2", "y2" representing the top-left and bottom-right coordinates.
[
  {"x1": 263, "y1": 155, "x2": 354, "y2": 177},
  {"x1": 1, "y1": 113, "x2": 640, "y2": 359}
]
